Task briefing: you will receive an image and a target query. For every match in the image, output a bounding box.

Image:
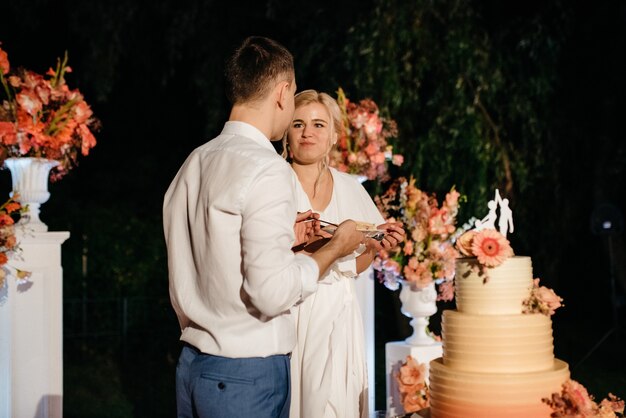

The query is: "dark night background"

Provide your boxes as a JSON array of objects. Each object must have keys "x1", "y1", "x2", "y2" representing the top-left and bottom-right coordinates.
[{"x1": 1, "y1": 0, "x2": 625, "y2": 416}]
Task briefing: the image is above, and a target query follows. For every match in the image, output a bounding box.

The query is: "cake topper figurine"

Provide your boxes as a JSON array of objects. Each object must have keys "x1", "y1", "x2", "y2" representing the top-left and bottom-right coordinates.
[
  {"x1": 498, "y1": 195, "x2": 514, "y2": 236},
  {"x1": 474, "y1": 189, "x2": 514, "y2": 237}
]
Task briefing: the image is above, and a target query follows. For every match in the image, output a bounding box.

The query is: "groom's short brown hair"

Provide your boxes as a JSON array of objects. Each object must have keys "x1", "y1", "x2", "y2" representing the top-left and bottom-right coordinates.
[{"x1": 225, "y1": 36, "x2": 294, "y2": 105}]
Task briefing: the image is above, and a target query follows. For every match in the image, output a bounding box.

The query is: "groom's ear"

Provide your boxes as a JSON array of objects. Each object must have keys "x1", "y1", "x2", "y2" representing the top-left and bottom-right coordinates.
[{"x1": 275, "y1": 81, "x2": 291, "y2": 110}]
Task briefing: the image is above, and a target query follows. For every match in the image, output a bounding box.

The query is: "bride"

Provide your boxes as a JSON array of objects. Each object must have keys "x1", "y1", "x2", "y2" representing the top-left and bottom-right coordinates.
[{"x1": 284, "y1": 89, "x2": 404, "y2": 418}]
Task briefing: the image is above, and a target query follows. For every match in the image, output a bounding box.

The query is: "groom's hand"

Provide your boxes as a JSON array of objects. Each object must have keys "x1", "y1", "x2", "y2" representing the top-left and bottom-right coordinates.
[{"x1": 292, "y1": 210, "x2": 319, "y2": 251}]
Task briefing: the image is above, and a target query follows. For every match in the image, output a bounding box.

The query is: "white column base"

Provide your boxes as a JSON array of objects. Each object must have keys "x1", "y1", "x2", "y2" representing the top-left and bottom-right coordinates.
[{"x1": 0, "y1": 231, "x2": 69, "y2": 418}]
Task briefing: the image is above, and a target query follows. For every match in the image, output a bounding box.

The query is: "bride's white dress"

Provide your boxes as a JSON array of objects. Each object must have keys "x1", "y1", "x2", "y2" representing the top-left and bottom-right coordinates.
[{"x1": 289, "y1": 168, "x2": 384, "y2": 418}]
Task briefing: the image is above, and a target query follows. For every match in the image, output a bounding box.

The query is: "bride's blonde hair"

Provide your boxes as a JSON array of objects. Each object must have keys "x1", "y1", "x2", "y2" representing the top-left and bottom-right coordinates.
[{"x1": 282, "y1": 89, "x2": 343, "y2": 196}]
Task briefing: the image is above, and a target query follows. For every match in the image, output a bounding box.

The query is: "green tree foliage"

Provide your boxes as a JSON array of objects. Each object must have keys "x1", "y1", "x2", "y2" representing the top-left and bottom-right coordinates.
[{"x1": 338, "y1": 1, "x2": 567, "y2": 222}]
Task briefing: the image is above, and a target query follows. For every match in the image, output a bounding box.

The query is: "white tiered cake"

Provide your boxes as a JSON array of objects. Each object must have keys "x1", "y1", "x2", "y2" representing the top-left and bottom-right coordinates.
[{"x1": 428, "y1": 256, "x2": 570, "y2": 418}]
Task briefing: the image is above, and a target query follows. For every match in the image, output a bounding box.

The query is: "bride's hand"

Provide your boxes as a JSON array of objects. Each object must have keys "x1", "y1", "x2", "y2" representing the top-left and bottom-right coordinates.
[
  {"x1": 293, "y1": 210, "x2": 318, "y2": 249},
  {"x1": 367, "y1": 222, "x2": 405, "y2": 252}
]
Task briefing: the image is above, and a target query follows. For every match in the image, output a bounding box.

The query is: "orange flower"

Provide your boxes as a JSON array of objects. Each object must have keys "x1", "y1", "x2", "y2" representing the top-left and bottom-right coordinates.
[
  {"x1": 397, "y1": 355, "x2": 426, "y2": 388},
  {"x1": 16, "y1": 90, "x2": 43, "y2": 116},
  {"x1": 0, "y1": 121, "x2": 17, "y2": 144},
  {"x1": 0, "y1": 47, "x2": 9, "y2": 75},
  {"x1": 4, "y1": 202, "x2": 21, "y2": 213},
  {"x1": 396, "y1": 355, "x2": 429, "y2": 413},
  {"x1": 402, "y1": 389, "x2": 429, "y2": 413},
  {"x1": 0, "y1": 214, "x2": 14, "y2": 226},
  {"x1": 0, "y1": 252, "x2": 7, "y2": 266},
  {"x1": 471, "y1": 229, "x2": 513, "y2": 267},
  {"x1": 0, "y1": 47, "x2": 99, "y2": 180},
  {"x1": 403, "y1": 239, "x2": 414, "y2": 256},
  {"x1": 4, "y1": 234, "x2": 16, "y2": 249}
]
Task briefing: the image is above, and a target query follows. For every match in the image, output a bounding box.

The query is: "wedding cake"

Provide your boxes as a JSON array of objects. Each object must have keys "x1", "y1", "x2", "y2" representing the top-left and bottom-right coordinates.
[{"x1": 428, "y1": 255, "x2": 570, "y2": 418}]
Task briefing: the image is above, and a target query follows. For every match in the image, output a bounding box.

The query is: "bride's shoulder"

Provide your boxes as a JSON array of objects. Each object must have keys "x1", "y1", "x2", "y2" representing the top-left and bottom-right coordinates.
[{"x1": 329, "y1": 167, "x2": 360, "y2": 185}]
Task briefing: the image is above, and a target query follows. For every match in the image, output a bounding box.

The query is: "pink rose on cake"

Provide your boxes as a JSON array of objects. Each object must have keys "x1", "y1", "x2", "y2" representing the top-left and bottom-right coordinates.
[
  {"x1": 523, "y1": 278, "x2": 564, "y2": 316},
  {"x1": 535, "y1": 283, "x2": 563, "y2": 314},
  {"x1": 544, "y1": 379, "x2": 625, "y2": 417},
  {"x1": 566, "y1": 379, "x2": 597, "y2": 413}
]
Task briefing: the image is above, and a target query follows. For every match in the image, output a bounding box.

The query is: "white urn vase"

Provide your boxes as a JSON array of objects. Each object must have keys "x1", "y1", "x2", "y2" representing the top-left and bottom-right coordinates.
[
  {"x1": 4, "y1": 157, "x2": 59, "y2": 232},
  {"x1": 399, "y1": 281, "x2": 439, "y2": 346}
]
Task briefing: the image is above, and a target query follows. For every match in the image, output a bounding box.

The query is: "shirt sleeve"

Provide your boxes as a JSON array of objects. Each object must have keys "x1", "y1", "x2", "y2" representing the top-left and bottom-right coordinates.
[{"x1": 240, "y1": 160, "x2": 319, "y2": 317}]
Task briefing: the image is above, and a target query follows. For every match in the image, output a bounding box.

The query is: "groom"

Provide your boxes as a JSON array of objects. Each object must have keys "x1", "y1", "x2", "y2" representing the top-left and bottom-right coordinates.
[{"x1": 162, "y1": 36, "x2": 365, "y2": 418}]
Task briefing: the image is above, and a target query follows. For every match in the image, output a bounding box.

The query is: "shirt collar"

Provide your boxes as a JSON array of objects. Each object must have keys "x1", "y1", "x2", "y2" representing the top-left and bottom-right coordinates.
[{"x1": 221, "y1": 121, "x2": 276, "y2": 152}]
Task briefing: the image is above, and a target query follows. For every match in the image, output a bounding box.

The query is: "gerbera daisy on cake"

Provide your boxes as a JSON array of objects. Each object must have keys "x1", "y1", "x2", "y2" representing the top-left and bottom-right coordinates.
[
  {"x1": 455, "y1": 228, "x2": 514, "y2": 278},
  {"x1": 457, "y1": 228, "x2": 514, "y2": 267}
]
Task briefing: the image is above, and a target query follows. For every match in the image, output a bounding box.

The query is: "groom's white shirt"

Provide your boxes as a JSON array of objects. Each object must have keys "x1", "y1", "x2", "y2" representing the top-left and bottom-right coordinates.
[{"x1": 163, "y1": 121, "x2": 319, "y2": 358}]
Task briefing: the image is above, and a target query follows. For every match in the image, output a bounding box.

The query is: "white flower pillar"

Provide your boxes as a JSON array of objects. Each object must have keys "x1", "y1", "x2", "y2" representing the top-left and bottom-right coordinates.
[
  {"x1": 0, "y1": 230, "x2": 70, "y2": 418},
  {"x1": 385, "y1": 282, "x2": 443, "y2": 417}
]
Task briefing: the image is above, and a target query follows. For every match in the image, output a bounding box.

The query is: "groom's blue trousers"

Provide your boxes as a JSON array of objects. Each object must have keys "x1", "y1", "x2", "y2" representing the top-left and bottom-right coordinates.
[{"x1": 175, "y1": 343, "x2": 291, "y2": 418}]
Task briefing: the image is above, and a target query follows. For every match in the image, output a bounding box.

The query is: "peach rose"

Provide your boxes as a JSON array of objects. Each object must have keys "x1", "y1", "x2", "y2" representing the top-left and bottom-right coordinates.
[
  {"x1": 455, "y1": 230, "x2": 476, "y2": 256},
  {"x1": 535, "y1": 286, "x2": 562, "y2": 315}
]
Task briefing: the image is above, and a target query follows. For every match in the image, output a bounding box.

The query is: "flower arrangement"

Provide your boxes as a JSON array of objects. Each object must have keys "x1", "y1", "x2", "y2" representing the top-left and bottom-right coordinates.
[
  {"x1": 0, "y1": 44, "x2": 99, "y2": 181},
  {"x1": 395, "y1": 355, "x2": 430, "y2": 414},
  {"x1": 0, "y1": 195, "x2": 29, "y2": 294},
  {"x1": 543, "y1": 379, "x2": 624, "y2": 417},
  {"x1": 523, "y1": 278, "x2": 563, "y2": 316},
  {"x1": 373, "y1": 176, "x2": 462, "y2": 301},
  {"x1": 329, "y1": 87, "x2": 403, "y2": 181}
]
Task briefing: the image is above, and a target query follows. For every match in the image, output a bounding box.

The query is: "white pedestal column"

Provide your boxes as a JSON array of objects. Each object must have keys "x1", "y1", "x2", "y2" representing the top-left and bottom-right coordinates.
[
  {"x1": 0, "y1": 231, "x2": 70, "y2": 418},
  {"x1": 354, "y1": 266, "x2": 375, "y2": 415},
  {"x1": 385, "y1": 341, "x2": 442, "y2": 417}
]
